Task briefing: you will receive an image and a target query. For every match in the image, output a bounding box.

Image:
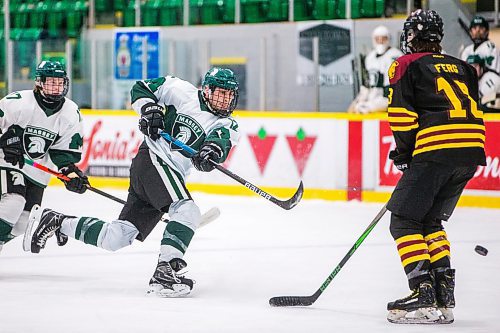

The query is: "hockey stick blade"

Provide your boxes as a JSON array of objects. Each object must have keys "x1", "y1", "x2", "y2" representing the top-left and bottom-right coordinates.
[
  {"x1": 199, "y1": 207, "x2": 221, "y2": 227},
  {"x1": 269, "y1": 205, "x2": 388, "y2": 307},
  {"x1": 269, "y1": 295, "x2": 317, "y2": 307}
]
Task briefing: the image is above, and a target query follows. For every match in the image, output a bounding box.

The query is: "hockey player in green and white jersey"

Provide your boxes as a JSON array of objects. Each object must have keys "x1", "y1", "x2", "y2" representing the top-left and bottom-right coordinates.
[
  {"x1": 27, "y1": 67, "x2": 240, "y2": 297},
  {"x1": 0, "y1": 61, "x2": 88, "y2": 253},
  {"x1": 461, "y1": 16, "x2": 500, "y2": 109}
]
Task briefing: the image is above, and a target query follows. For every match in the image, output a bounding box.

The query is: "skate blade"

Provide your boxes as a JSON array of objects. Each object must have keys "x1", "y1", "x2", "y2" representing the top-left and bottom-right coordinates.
[
  {"x1": 22, "y1": 205, "x2": 42, "y2": 252},
  {"x1": 437, "y1": 308, "x2": 454, "y2": 324},
  {"x1": 387, "y1": 308, "x2": 444, "y2": 324},
  {"x1": 146, "y1": 283, "x2": 192, "y2": 298}
]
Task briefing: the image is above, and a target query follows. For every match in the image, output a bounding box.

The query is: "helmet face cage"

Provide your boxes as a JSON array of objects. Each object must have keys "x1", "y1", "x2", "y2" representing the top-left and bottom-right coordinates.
[
  {"x1": 35, "y1": 61, "x2": 69, "y2": 102},
  {"x1": 400, "y1": 9, "x2": 444, "y2": 54},
  {"x1": 202, "y1": 68, "x2": 239, "y2": 117}
]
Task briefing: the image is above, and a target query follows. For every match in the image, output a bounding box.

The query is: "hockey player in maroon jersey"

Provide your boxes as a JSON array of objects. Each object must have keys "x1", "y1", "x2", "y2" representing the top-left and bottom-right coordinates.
[{"x1": 385, "y1": 9, "x2": 486, "y2": 324}]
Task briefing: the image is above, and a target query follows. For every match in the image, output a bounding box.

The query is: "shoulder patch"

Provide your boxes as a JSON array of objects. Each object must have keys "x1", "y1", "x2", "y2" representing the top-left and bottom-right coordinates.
[
  {"x1": 388, "y1": 61, "x2": 398, "y2": 80},
  {"x1": 389, "y1": 53, "x2": 430, "y2": 85}
]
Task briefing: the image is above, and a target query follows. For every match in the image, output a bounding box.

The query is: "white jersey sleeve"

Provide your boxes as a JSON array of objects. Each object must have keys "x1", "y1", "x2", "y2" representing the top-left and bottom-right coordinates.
[{"x1": 130, "y1": 76, "x2": 240, "y2": 180}]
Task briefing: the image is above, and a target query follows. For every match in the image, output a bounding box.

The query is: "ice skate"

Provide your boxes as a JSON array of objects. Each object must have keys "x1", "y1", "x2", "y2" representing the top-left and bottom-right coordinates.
[
  {"x1": 24, "y1": 205, "x2": 69, "y2": 253},
  {"x1": 435, "y1": 268, "x2": 455, "y2": 324},
  {"x1": 387, "y1": 281, "x2": 444, "y2": 324},
  {"x1": 147, "y1": 258, "x2": 194, "y2": 298}
]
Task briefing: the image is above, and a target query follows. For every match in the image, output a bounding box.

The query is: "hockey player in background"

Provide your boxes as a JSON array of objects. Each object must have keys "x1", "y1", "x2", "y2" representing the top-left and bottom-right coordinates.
[
  {"x1": 461, "y1": 16, "x2": 500, "y2": 110},
  {"x1": 386, "y1": 10, "x2": 486, "y2": 324},
  {"x1": 348, "y1": 25, "x2": 402, "y2": 114},
  {"x1": 0, "y1": 61, "x2": 88, "y2": 254},
  {"x1": 27, "y1": 67, "x2": 240, "y2": 298}
]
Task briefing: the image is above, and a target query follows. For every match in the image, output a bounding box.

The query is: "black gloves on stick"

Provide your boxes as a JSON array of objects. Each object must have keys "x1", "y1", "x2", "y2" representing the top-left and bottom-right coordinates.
[
  {"x1": 192, "y1": 142, "x2": 223, "y2": 172},
  {"x1": 60, "y1": 164, "x2": 89, "y2": 194},
  {"x1": 389, "y1": 149, "x2": 411, "y2": 172},
  {"x1": 138, "y1": 102, "x2": 165, "y2": 141},
  {"x1": 0, "y1": 128, "x2": 24, "y2": 168}
]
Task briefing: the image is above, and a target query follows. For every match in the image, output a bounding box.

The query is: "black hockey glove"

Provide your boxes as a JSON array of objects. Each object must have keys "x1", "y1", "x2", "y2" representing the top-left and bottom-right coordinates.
[
  {"x1": 0, "y1": 128, "x2": 24, "y2": 169},
  {"x1": 191, "y1": 142, "x2": 223, "y2": 172},
  {"x1": 60, "y1": 164, "x2": 89, "y2": 194},
  {"x1": 138, "y1": 102, "x2": 164, "y2": 141},
  {"x1": 389, "y1": 149, "x2": 411, "y2": 172}
]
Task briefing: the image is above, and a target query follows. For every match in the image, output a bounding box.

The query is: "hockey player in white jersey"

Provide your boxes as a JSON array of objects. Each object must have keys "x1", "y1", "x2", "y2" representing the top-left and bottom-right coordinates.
[
  {"x1": 461, "y1": 16, "x2": 500, "y2": 110},
  {"x1": 0, "y1": 61, "x2": 88, "y2": 253},
  {"x1": 348, "y1": 25, "x2": 403, "y2": 114},
  {"x1": 27, "y1": 67, "x2": 240, "y2": 297}
]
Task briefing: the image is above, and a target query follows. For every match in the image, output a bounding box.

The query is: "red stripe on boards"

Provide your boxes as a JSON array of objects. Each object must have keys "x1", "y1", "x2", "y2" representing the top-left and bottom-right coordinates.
[{"x1": 348, "y1": 121, "x2": 362, "y2": 201}]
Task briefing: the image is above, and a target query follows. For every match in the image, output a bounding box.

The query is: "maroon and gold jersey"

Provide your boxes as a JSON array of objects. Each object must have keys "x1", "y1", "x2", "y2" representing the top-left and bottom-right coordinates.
[{"x1": 388, "y1": 52, "x2": 486, "y2": 166}]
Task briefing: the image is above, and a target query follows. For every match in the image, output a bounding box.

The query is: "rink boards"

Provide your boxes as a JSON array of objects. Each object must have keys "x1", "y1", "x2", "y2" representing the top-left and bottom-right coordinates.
[{"x1": 62, "y1": 110, "x2": 500, "y2": 208}]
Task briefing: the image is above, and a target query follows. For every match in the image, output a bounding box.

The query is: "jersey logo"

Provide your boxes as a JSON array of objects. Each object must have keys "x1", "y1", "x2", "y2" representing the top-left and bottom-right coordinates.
[
  {"x1": 10, "y1": 171, "x2": 25, "y2": 186},
  {"x1": 171, "y1": 115, "x2": 204, "y2": 152},
  {"x1": 23, "y1": 126, "x2": 57, "y2": 160},
  {"x1": 388, "y1": 61, "x2": 399, "y2": 80}
]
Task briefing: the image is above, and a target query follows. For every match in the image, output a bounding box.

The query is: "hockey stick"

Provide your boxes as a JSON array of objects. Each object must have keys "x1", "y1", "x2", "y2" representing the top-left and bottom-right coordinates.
[
  {"x1": 269, "y1": 204, "x2": 388, "y2": 307},
  {"x1": 160, "y1": 131, "x2": 303, "y2": 210},
  {"x1": 24, "y1": 157, "x2": 128, "y2": 204},
  {"x1": 23, "y1": 158, "x2": 220, "y2": 227}
]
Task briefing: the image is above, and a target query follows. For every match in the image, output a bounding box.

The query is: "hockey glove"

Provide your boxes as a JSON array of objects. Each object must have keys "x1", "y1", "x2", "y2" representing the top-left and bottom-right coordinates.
[
  {"x1": 138, "y1": 102, "x2": 165, "y2": 141},
  {"x1": 60, "y1": 164, "x2": 89, "y2": 194},
  {"x1": 0, "y1": 128, "x2": 24, "y2": 169},
  {"x1": 191, "y1": 142, "x2": 223, "y2": 172},
  {"x1": 389, "y1": 149, "x2": 411, "y2": 172}
]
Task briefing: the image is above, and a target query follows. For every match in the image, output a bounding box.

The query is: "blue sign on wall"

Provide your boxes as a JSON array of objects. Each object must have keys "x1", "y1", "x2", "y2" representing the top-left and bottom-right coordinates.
[{"x1": 114, "y1": 30, "x2": 159, "y2": 80}]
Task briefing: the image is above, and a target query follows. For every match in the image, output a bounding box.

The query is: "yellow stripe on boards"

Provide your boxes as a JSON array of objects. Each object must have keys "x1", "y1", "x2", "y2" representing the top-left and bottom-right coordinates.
[
  {"x1": 413, "y1": 142, "x2": 485, "y2": 155},
  {"x1": 398, "y1": 243, "x2": 429, "y2": 256},
  {"x1": 402, "y1": 253, "x2": 431, "y2": 267},
  {"x1": 430, "y1": 250, "x2": 451, "y2": 263},
  {"x1": 396, "y1": 234, "x2": 424, "y2": 245},
  {"x1": 428, "y1": 240, "x2": 450, "y2": 253}
]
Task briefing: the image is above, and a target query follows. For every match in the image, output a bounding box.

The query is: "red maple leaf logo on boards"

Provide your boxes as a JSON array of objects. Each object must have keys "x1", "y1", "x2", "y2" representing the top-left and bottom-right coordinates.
[
  {"x1": 247, "y1": 127, "x2": 277, "y2": 174},
  {"x1": 286, "y1": 127, "x2": 316, "y2": 176}
]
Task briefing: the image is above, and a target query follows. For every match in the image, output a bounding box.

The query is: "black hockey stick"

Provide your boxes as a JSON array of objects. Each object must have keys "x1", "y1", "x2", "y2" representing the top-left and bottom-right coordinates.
[
  {"x1": 160, "y1": 131, "x2": 303, "y2": 210},
  {"x1": 269, "y1": 204, "x2": 388, "y2": 307}
]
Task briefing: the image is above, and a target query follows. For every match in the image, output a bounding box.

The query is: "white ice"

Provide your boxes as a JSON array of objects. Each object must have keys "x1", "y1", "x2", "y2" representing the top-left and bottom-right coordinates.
[{"x1": 1, "y1": 187, "x2": 499, "y2": 333}]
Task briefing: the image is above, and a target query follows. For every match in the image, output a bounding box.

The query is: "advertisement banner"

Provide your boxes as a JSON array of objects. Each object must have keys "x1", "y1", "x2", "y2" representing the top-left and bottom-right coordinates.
[
  {"x1": 378, "y1": 120, "x2": 500, "y2": 190},
  {"x1": 114, "y1": 29, "x2": 160, "y2": 80}
]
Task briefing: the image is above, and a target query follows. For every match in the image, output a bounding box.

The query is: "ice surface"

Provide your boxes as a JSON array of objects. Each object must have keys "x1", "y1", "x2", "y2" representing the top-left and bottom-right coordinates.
[{"x1": 1, "y1": 187, "x2": 499, "y2": 333}]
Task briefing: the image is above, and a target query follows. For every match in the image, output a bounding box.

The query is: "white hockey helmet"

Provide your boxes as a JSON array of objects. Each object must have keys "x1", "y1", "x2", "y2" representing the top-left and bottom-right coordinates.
[{"x1": 372, "y1": 25, "x2": 391, "y2": 54}]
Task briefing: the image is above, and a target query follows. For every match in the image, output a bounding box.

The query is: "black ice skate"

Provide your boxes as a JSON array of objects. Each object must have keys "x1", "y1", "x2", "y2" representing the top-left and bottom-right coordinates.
[
  {"x1": 387, "y1": 281, "x2": 444, "y2": 324},
  {"x1": 147, "y1": 258, "x2": 194, "y2": 298},
  {"x1": 434, "y1": 268, "x2": 456, "y2": 324},
  {"x1": 24, "y1": 205, "x2": 70, "y2": 253}
]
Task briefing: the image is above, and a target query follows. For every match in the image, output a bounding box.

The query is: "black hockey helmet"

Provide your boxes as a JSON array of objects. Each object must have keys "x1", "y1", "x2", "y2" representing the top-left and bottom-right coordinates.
[
  {"x1": 469, "y1": 16, "x2": 489, "y2": 44},
  {"x1": 35, "y1": 60, "x2": 69, "y2": 102},
  {"x1": 400, "y1": 9, "x2": 444, "y2": 54}
]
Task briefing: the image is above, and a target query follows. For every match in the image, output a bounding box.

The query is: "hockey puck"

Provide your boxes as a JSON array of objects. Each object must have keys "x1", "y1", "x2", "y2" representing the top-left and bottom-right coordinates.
[{"x1": 474, "y1": 245, "x2": 488, "y2": 256}]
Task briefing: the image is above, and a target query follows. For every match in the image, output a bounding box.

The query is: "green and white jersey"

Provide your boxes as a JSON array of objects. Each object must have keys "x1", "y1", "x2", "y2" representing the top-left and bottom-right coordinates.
[
  {"x1": 461, "y1": 40, "x2": 500, "y2": 73},
  {"x1": 0, "y1": 90, "x2": 84, "y2": 187},
  {"x1": 131, "y1": 76, "x2": 239, "y2": 179}
]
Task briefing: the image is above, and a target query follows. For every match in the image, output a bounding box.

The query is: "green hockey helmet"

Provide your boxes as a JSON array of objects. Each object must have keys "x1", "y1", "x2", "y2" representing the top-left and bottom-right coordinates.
[
  {"x1": 202, "y1": 67, "x2": 239, "y2": 117},
  {"x1": 469, "y1": 16, "x2": 489, "y2": 44},
  {"x1": 35, "y1": 60, "x2": 69, "y2": 102}
]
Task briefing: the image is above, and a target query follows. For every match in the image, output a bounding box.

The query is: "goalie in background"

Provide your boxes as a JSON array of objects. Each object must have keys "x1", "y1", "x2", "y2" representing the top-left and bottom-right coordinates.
[
  {"x1": 348, "y1": 25, "x2": 402, "y2": 114},
  {"x1": 0, "y1": 61, "x2": 88, "y2": 255},
  {"x1": 461, "y1": 16, "x2": 500, "y2": 111}
]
